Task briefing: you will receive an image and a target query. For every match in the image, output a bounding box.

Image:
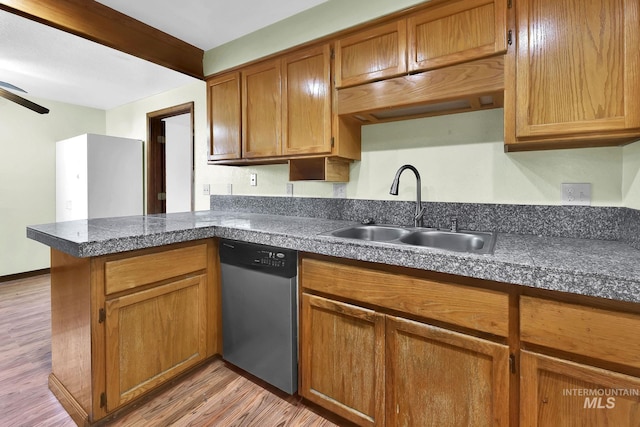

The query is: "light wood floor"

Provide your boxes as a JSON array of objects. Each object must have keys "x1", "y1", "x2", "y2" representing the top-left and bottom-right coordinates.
[{"x1": 0, "y1": 274, "x2": 342, "y2": 427}]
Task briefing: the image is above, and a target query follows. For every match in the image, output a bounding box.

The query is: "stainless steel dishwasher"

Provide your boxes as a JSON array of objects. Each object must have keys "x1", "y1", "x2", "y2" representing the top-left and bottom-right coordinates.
[{"x1": 219, "y1": 239, "x2": 298, "y2": 394}]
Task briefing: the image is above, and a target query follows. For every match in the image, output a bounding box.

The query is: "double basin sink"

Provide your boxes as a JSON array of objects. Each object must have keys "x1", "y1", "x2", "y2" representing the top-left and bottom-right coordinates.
[{"x1": 325, "y1": 224, "x2": 496, "y2": 255}]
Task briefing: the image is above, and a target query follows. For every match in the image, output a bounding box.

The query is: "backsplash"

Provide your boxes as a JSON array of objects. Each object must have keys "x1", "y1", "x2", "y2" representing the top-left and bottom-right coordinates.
[
  {"x1": 210, "y1": 195, "x2": 639, "y2": 246},
  {"x1": 621, "y1": 208, "x2": 640, "y2": 250}
]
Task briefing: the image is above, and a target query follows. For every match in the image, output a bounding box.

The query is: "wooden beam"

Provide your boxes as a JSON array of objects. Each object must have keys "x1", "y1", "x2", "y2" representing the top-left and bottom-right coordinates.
[{"x1": 0, "y1": 0, "x2": 204, "y2": 79}]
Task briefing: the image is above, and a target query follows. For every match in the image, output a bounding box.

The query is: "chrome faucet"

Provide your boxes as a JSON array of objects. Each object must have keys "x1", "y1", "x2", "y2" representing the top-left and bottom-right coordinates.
[{"x1": 389, "y1": 164, "x2": 426, "y2": 227}]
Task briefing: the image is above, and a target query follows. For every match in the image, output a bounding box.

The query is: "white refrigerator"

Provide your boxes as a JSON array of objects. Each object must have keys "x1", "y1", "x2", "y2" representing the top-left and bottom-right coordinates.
[{"x1": 56, "y1": 133, "x2": 143, "y2": 221}]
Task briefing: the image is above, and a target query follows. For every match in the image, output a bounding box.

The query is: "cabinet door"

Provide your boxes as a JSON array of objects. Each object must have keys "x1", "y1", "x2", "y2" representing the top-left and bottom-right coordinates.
[
  {"x1": 515, "y1": 0, "x2": 640, "y2": 140},
  {"x1": 300, "y1": 293, "x2": 385, "y2": 427},
  {"x1": 207, "y1": 72, "x2": 241, "y2": 161},
  {"x1": 335, "y1": 21, "x2": 407, "y2": 88},
  {"x1": 407, "y1": 0, "x2": 507, "y2": 72},
  {"x1": 282, "y1": 44, "x2": 332, "y2": 156},
  {"x1": 386, "y1": 315, "x2": 510, "y2": 427},
  {"x1": 521, "y1": 351, "x2": 640, "y2": 426},
  {"x1": 104, "y1": 274, "x2": 207, "y2": 411},
  {"x1": 242, "y1": 59, "x2": 282, "y2": 158}
]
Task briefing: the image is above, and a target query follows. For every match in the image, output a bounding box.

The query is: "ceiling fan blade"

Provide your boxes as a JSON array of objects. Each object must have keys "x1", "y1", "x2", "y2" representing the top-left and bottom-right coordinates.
[
  {"x1": 0, "y1": 81, "x2": 27, "y2": 93},
  {"x1": 0, "y1": 87, "x2": 49, "y2": 114}
]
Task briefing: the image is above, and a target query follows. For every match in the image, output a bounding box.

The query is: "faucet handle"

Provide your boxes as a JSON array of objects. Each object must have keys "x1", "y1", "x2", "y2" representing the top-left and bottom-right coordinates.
[{"x1": 450, "y1": 216, "x2": 458, "y2": 233}]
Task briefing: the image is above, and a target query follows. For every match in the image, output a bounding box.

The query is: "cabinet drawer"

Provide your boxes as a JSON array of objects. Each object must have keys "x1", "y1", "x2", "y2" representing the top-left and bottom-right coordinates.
[
  {"x1": 105, "y1": 243, "x2": 208, "y2": 295},
  {"x1": 520, "y1": 296, "x2": 640, "y2": 369},
  {"x1": 301, "y1": 258, "x2": 509, "y2": 337}
]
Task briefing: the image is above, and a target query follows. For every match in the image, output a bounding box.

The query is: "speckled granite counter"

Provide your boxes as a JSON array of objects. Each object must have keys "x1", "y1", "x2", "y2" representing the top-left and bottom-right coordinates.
[{"x1": 27, "y1": 209, "x2": 640, "y2": 304}]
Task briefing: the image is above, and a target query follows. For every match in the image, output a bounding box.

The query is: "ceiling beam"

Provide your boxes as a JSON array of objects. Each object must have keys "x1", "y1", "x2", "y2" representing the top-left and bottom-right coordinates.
[{"x1": 0, "y1": 0, "x2": 204, "y2": 79}]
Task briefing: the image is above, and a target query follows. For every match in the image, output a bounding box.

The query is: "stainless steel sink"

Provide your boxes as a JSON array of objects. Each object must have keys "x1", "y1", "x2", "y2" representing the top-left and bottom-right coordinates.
[
  {"x1": 399, "y1": 230, "x2": 495, "y2": 254},
  {"x1": 329, "y1": 225, "x2": 411, "y2": 241},
  {"x1": 325, "y1": 225, "x2": 496, "y2": 254}
]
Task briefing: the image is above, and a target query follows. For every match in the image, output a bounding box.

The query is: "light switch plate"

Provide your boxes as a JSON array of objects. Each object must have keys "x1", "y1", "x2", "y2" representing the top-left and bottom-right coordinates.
[
  {"x1": 250, "y1": 173, "x2": 257, "y2": 186},
  {"x1": 226, "y1": 183, "x2": 233, "y2": 195},
  {"x1": 562, "y1": 183, "x2": 591, "y2": 206},
  {"x1": 286, "y1": 183, "x2": 294, "y2": 196},
  {"x1": 202, "y1": 184, "x2": 210, "y2": 195}
]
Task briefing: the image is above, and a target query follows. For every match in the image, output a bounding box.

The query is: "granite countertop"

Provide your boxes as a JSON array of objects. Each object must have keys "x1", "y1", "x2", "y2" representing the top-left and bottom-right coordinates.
[{"x1": 27, "y1": 210, "x2": 640, "y2": 304}]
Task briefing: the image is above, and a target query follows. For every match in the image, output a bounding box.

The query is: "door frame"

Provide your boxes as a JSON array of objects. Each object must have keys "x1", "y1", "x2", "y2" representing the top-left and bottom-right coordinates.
[{"x1": 146, "y1": 102, "x2": 194, "y2": 214}]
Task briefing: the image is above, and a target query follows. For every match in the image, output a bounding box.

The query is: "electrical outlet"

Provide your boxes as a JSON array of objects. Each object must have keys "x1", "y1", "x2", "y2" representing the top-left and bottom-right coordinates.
[
  {"x1": 333, "y1": 183, "x2": 347, "y2": 199},
  {"x1": 202, "y1": 184, "x2": 210, "y2": 195},
  {"x1": 286, "y1": 183, "x2": 294, "y2": 196},
  {"x1": 250, "y1": 173, "x2": 257, "y2": 186},
  {"x1": 226, "y1": 183, "x2": 233, "y2": 195},
  {"x1": 562, "y1": 183, "x2": 591, "y2": 206}
]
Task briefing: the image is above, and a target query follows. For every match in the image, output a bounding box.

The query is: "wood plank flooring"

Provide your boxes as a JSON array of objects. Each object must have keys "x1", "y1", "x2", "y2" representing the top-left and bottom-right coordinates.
[{"x1": 0, "y1": 274, "x2": 343, "y2": 427}]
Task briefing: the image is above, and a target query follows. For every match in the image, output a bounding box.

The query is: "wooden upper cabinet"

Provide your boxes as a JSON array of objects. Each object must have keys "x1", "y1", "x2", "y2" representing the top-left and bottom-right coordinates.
[
  {"x1": 242, "y1": 59, "x2": 282, "y2": 158},
  {"x1": 407, "y1": 0, "x2": 507, "y2": 72},
  {"x1": 335, "y1": 21, "x2": 407, "y2": 88},
  {"x1": 510, "y1": 0, "x2": 640, "y2": 148},
  {"x1": 282, "y1": 44, "x2": 332, "y2": 155},
  {"x1": 207, "y1": 72, "x2": 241, "y2": 161}
]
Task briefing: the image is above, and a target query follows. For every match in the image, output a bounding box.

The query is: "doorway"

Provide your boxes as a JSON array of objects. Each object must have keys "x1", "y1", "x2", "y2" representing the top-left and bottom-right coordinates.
[{"x1": 147, "y1": 102, "x2": 194, "y2": 214}]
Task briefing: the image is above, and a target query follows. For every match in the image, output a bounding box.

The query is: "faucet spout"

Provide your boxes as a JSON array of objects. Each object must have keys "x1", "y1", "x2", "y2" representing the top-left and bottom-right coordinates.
[{"x1": 389, "y1": 164, "x2": 425, "y2": 227}]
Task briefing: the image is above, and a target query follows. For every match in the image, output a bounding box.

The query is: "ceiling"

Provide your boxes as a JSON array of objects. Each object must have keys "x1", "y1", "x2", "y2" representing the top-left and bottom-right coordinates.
[{"x1": 0, "y1": 0, "x2": 328, "y2": 111}]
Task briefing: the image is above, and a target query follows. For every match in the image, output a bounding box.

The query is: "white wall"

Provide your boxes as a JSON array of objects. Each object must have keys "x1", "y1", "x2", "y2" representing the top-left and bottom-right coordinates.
[
  {"x1": 0, "y1": 97, "x2": 105, "y2": 276},
  {"x1": 164, "y1": 114, "x2": 192, "y2": 213},
  {"x1": 623, "y1": 141, "x2": 640, "y2": 210},
  {"x1": 105, "y1": 81, "x2": 209, "y2": 210}
]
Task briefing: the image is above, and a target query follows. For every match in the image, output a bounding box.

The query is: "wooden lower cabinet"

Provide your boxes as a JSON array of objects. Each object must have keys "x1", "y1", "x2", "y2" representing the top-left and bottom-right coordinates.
[
  {"x1": 300, "y1": 293, "x2": 385, "y2": 426},
  {"x1": 386, "y1": 315, "x2": 510, "y2": 427},
  {"x1": 520, "y1": 351, "x2": 640, "y2": 426},
  {"x1": 520, "y1": 296, "x2": 640, "y2": 426},
  {"x1": 300, "y1": 256, "x2": 640, "y2": 426},
  {"x1": 104, "y1": 274, "x2": 208, "y2": 411},
  {"x1": 49, "y1": 240, "x2": 219, "y2": 425},
  {"x1": 299, "y1": 256, "x2": 511, "y2": 427}
]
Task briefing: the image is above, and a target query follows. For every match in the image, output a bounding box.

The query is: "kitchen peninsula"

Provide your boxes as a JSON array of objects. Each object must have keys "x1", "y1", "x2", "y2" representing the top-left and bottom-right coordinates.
[{"x1": 28, "y1": 199, "x2": 640, "y2": 426}]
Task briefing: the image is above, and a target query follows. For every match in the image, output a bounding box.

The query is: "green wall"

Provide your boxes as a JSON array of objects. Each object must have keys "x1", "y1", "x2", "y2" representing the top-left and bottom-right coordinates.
[
  {"x1": 200, "y1": 0, "x2": 639, "y2": 208},
  {"x1": 203, "y1": 0, "x2": 426, "y2": 75},
  {"x1": 0, "y1": 97, "x2": 106, "y2": 276}
]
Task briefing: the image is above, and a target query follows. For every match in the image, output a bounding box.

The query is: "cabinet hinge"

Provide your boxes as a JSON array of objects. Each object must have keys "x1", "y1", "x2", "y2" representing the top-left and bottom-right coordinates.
[
  {"x1": 509, "y1": 353, "x2": 516, "y2": 374},
  {"x1": 507, "y1": 0, "x2": 512, "y2": 8},
  {"x1": 507, "y1": 30, "x2": 513, "y2": 46},
  {"x1": 100, "y1": 392, "x2": 107, "y2": 408},
  {"x1": 157, "y1": 135, "x2": 166, "y2": 144},
  {"x1": 98, "y1": 308, "x2": 105, "y2": 323},
  {"x1": 330, "y1": 48, "x2": 335, "y2": 59},
  {"x1": 331, "y1": 137, "x2": 335, "y2": 148},
  {"x1": 157, "y1": 192, "x2": 166, "y2": 201}
]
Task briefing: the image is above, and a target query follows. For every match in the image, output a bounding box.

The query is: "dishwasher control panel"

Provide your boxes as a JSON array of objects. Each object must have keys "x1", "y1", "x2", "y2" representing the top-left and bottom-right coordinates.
[
  {"x1": 255, "y1": 249, "x2": 287, "y2": 267},
  {"x1": 220, "y1": 239, "x2": 297, "y2": 278}
]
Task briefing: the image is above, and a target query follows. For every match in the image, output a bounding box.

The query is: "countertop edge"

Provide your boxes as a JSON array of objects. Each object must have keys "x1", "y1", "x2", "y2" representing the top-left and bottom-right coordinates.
[{"x1": 26, "y1": 212, "x2": 640, "y2": 304}]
